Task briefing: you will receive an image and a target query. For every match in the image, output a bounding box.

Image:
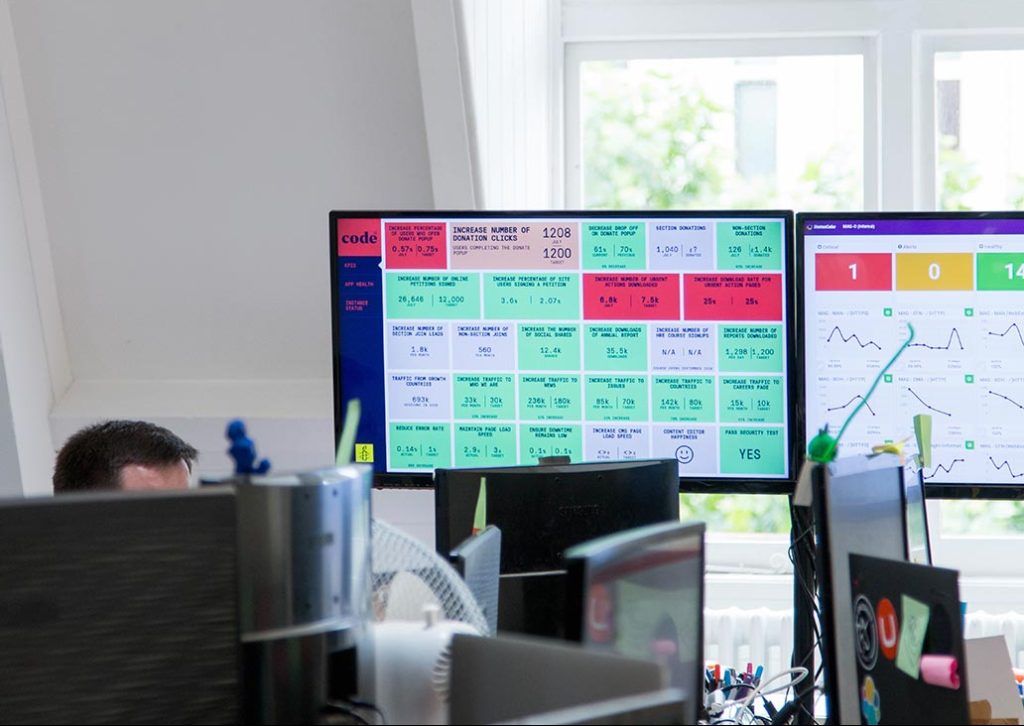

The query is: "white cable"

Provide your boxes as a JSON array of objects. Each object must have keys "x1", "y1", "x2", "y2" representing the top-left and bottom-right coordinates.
[{"x1": 734, "y1": 666, "x2": 810, "y2": 711}]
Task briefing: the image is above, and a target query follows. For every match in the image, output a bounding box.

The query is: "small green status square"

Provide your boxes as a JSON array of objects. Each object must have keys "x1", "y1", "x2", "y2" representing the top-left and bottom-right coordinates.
[
  {"x1": 965, "y1": 440, "x2": 975, "y2": 450},
  {"x1": 964, "y1": 307, "x2": 974, "y2": 317},
  {"x1": 883, "y1": 308, "x2": 893, "y2": 317},
  {"x1": 884, "y1": 374, "x2": 893, "y2": 383},
  {"x1": 965, "y1": 374, "x2": 974, "y2": 383}
]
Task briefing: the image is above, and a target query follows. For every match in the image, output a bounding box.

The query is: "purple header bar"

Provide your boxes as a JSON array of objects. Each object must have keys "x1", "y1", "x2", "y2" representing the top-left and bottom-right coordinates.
[{"x1": 804, "y1": 218, "x2": 1024, "y2": 236}]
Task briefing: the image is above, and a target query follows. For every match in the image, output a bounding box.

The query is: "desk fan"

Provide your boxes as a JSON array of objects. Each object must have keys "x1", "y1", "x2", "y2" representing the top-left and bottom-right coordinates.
[{"x1": 367, "y1": 519, "x2": 489, "y2": 724}]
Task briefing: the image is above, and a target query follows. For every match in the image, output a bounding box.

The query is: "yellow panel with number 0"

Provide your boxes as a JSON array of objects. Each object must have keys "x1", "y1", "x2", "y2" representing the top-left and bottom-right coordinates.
[{"x1": 895, "y1": 252, "x2": 974, "y2": 291}]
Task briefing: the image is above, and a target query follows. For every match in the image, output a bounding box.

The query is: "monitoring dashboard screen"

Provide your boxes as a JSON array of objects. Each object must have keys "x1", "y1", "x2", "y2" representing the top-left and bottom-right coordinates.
[
  {"x1": 801, "y1": 213, "x2": 1024, "y2": 495},
  {"x1": 333, "y1": 211, "x2": 796, "y2": 490}
]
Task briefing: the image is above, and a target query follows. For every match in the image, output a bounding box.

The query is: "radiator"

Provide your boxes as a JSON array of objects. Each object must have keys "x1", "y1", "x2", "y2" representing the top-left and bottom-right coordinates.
[
  {"x1": 706, "y1": 607, "x2": 1024, "y2": 672},
  {"x1": 964, "y1": 610, "x2": 1024, "y2": 668},
  {"x1": 705, "y1": 607, "x2": 793, "y2": 675}
]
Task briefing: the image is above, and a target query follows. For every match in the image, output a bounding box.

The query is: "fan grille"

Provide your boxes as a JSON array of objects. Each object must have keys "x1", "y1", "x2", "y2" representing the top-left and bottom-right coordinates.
[{"x1": 371, "y1": 519, "x2": 490, "y2": 636}]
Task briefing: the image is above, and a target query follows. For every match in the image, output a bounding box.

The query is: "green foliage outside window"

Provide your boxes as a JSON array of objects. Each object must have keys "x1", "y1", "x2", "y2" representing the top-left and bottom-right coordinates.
[
  {"x1": 679, "y1": 492, "x2": 791, "y2": 533},
  {"x1": 583, "y1": 63, "x2": 728, "y2": 210},
  {"x1": 938, "y1": 135, "x2": 981, "y2": 211}
]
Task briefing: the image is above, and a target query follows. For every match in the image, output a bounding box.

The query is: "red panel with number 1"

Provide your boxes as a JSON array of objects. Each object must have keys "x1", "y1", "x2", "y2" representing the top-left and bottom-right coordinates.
[{"x1": 815, "y1": 253, "x2": 892, "y2": 291}]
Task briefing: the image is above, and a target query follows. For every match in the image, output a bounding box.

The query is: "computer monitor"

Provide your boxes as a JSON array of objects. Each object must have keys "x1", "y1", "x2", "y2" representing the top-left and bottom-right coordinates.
[
  {"x1": 813, "y1": 453, "x2": 910, "y2": 726},
  {"x1": 0, "y1": 489, "x2": 240, "y2": 724},
  {"x1": 799, "y1": 211, "x2": 1024, "y2": 498},
  {"x1": 437, "y1": 459, "x2": 680, "y2": 638},
  {"x1": 449, "y1": 525, "x2": 502, "y2": 635},
  {"x1": 435, "y1": 459, "x2": 681, "y2": 574},
  {"x1": 332, "y1": 210, "x2": 799, "y2": 493},
  {"x1": 564, "y1": 521, "x2": 705, "y2": 726}
]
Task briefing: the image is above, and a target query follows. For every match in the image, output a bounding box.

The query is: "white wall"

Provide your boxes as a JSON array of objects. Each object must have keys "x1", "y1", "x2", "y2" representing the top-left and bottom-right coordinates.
[{"x1": 4, "y1": 0, "x2": 438, "y2": 483}]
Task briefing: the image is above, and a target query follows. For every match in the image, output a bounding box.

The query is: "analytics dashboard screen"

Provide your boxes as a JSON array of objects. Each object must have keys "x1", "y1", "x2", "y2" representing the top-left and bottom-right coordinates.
[
  {"x1": 801, "y1": 213, "x2": 1024, "y2": 489},
  {"x1": 333, "y1": 211, "x2": 796, "y2": 487}
]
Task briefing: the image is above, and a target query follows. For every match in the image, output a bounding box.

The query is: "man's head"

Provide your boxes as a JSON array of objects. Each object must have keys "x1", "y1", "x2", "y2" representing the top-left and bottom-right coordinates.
[{"x1": 53, "y1": 420, "x2": 199, "y2": 494}]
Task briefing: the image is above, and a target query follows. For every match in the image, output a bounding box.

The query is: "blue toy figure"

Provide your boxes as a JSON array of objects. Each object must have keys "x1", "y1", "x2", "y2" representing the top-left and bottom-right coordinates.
[{"x1": 226, "y1": 419, "x2": 271, "y2": 476}]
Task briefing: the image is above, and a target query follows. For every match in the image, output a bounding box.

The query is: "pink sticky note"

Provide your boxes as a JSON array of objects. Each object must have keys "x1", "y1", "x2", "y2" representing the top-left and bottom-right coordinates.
[{"x1": 920, "y1": 654, "x2": 960, "y2": 690}]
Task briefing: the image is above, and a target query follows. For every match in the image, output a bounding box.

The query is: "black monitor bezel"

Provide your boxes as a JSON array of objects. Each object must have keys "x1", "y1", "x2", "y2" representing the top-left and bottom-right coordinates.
[
  {"x1": 797, "y1": 210, "x2": 1024, "y2": 500},
  {"x1": 332, "y1": 209, "x2": 800, "y2": 494},
  {"x1": 563, "y1": 520, "x2": 706, "y2": 726},
  {"x1": 433, "y1": 458, "x2": 681, "y2": 565}
]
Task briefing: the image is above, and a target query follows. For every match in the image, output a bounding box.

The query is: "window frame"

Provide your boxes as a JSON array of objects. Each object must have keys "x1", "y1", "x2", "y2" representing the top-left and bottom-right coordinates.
[
  {"x1": 563, "y1": 36, "x2": 879, "y2": 210},
  {"x1": 918, "y1": 31, "x2": 1024, "y2": 210}
]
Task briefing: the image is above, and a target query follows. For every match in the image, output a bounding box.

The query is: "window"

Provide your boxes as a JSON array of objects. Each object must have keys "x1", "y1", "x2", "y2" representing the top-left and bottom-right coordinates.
[
  {"x1": 573, "y1": 51, "x2": 865, "y2": 212},
  {"x1": 934, "y1": 50, "x2": 1024, "y2": 211},
  {"x1": 460, "y1": 1, "x2": 1024, "y2": 559}
]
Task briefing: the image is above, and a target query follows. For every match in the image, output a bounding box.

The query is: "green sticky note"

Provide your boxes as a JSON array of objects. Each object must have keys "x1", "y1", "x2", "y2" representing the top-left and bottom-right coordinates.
[
  {"x1": 914, "y1": 414, "x2": 932, "y2": 469},
  {"x1": 336, "y1": 398, "x2": 361, "y2": 466},
  {"x1": 895, "y1": 594, "x2": 931, "y2": 678},
  {"x1": 472, "y1": 476, "x2": 488, "y2": 533}
]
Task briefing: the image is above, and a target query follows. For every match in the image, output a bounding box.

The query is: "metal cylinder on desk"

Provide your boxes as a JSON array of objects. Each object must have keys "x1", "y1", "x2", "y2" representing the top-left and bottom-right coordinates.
[{"x1": 234, "y1": 465, "x2": 373, "y2": 725}]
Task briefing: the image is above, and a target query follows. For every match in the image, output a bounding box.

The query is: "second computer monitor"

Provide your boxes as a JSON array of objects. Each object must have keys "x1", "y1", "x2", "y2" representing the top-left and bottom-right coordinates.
[
  {"x1": 435, "y1": 459, "x2": 681, "y2": 574},
  {"x1": 564, "y1": 521, "x2": 705, "y2": 726},
  {"x1": 814, "y1": 453, "x2": 909, "y2": 726}
]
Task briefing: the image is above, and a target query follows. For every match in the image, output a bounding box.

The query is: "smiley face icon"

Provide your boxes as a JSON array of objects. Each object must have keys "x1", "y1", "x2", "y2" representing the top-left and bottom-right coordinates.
[{"x1": 675, "y1": 445, "x2": 695, "y2": 465}]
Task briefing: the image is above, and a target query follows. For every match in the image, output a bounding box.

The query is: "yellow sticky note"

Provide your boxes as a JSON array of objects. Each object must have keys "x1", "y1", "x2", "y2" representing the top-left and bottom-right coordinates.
[
  {"x1": 354, "y1": 443, "x2": 374, "y2": 463},
  {"x1": 914, "y1": 414, "x2": 933, "y2": 469}
]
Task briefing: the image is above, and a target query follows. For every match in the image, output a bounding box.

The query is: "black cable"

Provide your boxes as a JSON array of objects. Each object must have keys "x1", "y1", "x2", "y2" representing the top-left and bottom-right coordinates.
[
  {"x1": 787, "y1": 497, "x2": 821, "y2": 725},
  {"x1": 323, "y1": 698, "x2": 385, "y2": 726},
  {"x1": 770, "y1": 686, "x2": 817, "y2": 725}
]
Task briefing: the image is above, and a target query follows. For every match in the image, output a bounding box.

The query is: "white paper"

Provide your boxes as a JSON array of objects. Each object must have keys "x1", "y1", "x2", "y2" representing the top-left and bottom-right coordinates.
[{"x1": 965, "y1": 635, "x2": 1024, "y2": 724}]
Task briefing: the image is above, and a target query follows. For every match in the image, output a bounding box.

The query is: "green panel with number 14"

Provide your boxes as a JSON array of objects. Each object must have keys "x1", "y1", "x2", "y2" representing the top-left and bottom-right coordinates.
[{"x1": 977, "y1": 253, "x2": 1024, "y2": 290}]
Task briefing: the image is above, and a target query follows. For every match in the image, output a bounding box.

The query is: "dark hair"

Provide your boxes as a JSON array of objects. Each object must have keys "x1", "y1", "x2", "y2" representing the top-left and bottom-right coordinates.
[{"x1": 53, "y1": 420, "x2": 199, "y2": 493}]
